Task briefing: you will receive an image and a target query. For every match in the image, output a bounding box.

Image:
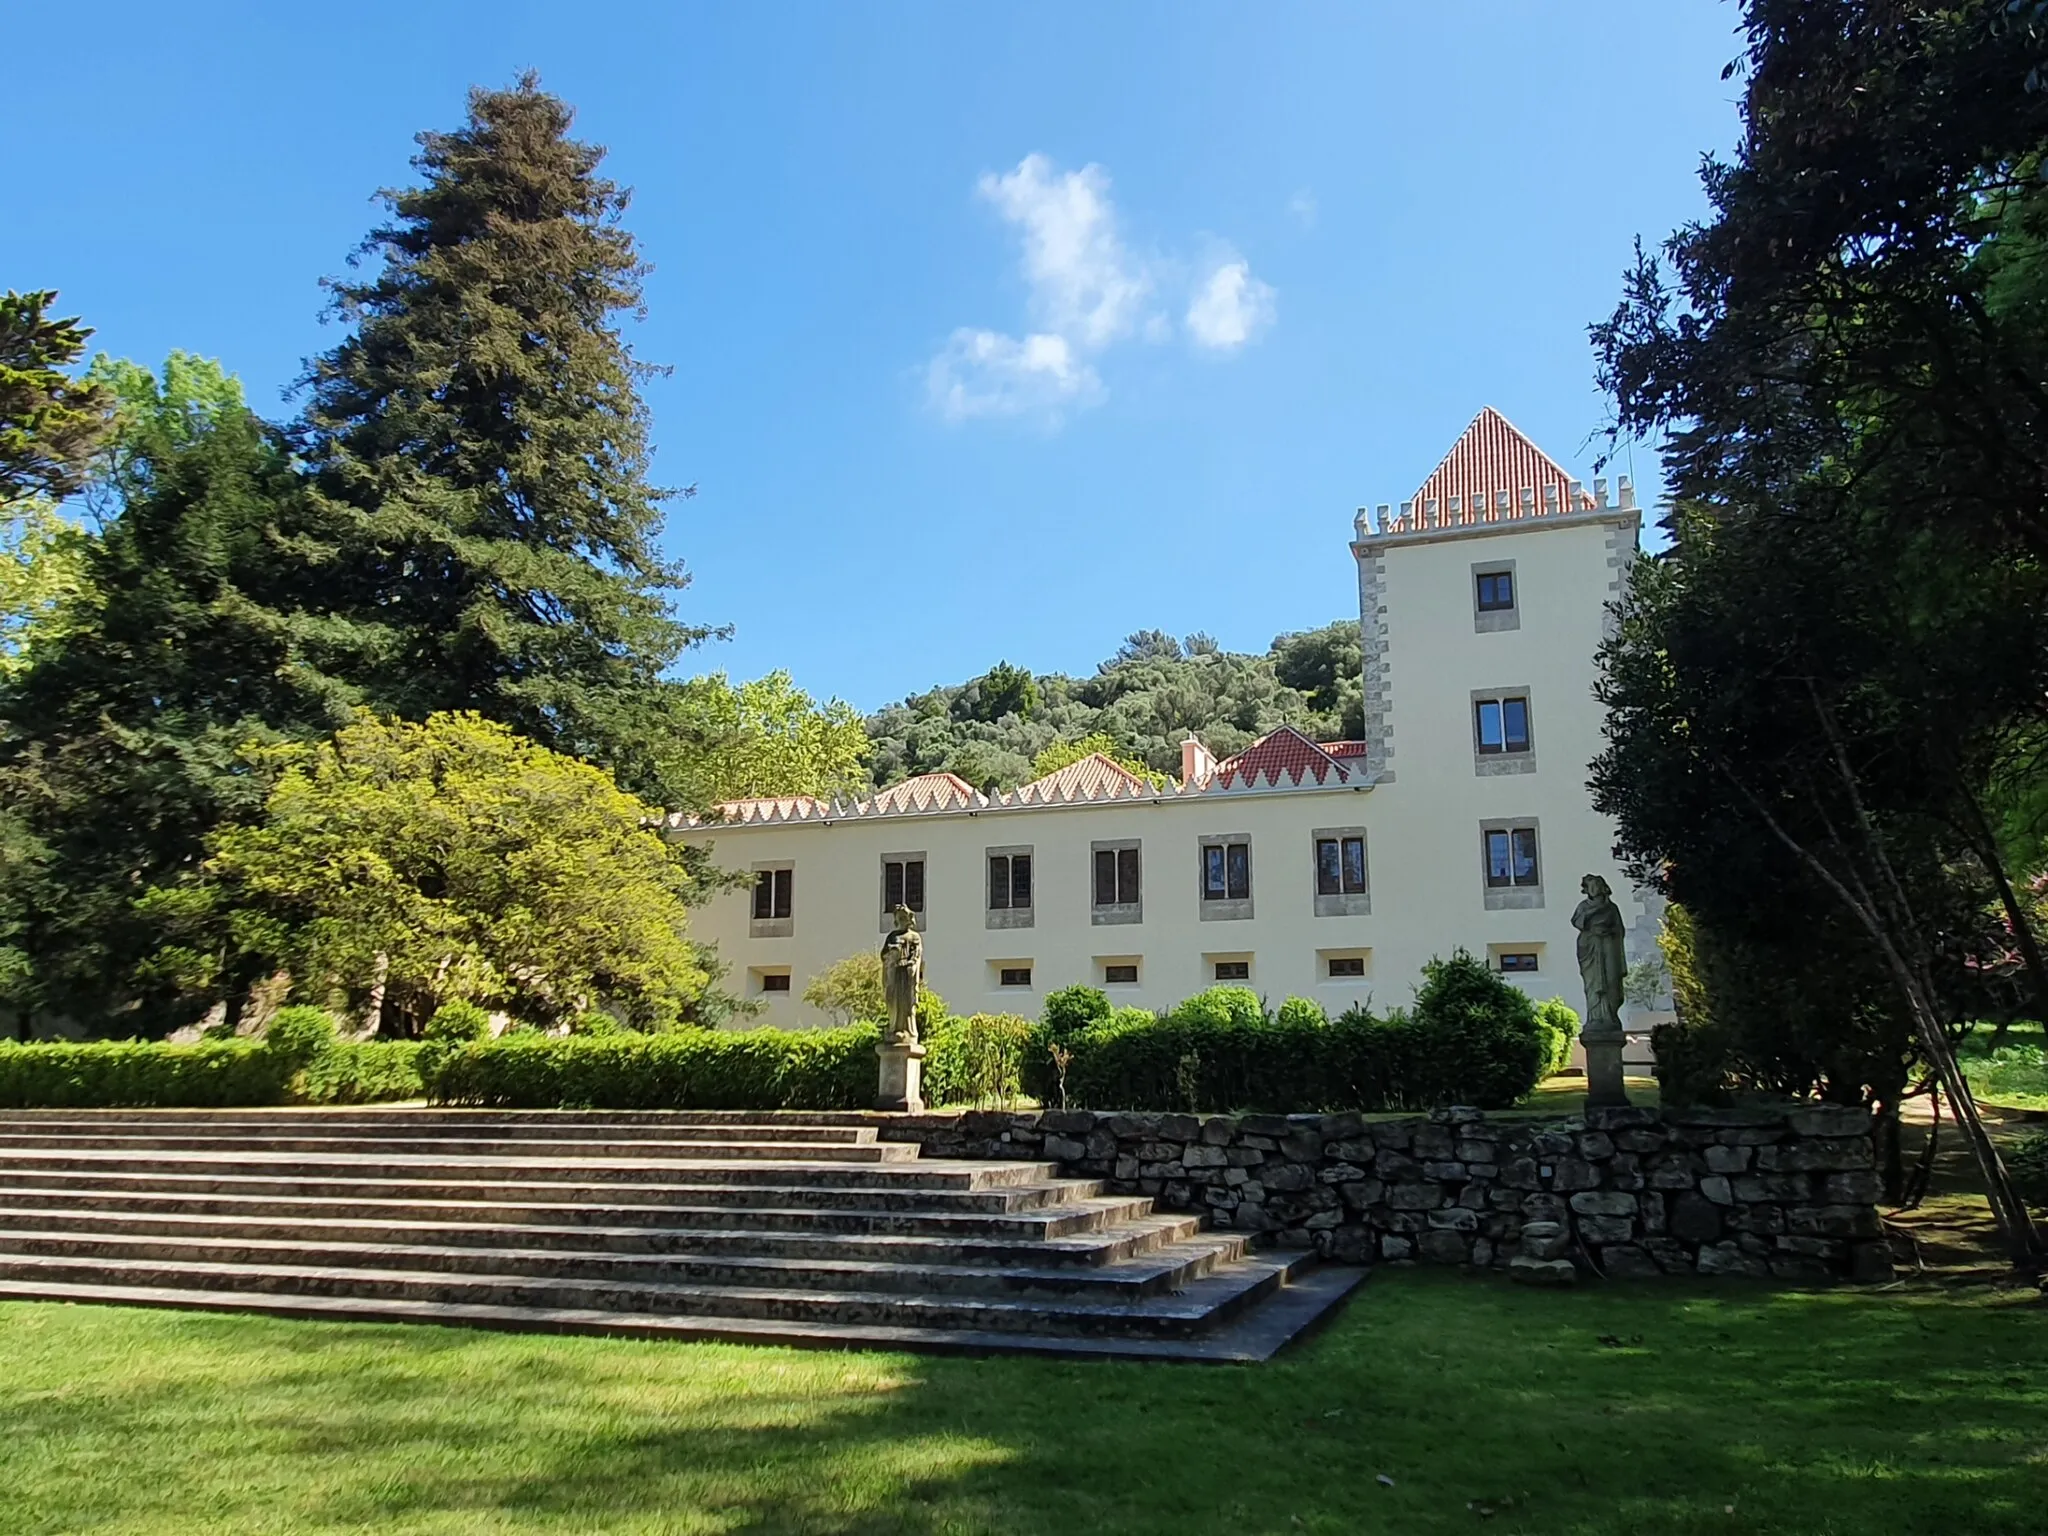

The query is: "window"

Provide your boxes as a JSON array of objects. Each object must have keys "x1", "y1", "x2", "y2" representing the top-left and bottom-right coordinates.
[
  {"x1": 1103, "y1": 963, "x2": 1139, "y2": 985},
  {"x1": 753, "y1": 867, "x2": 793, "y2": 920},
  {"x1": 1498, "y1": 952, "x2": 1540, "y2": 974},
  {"x1": 1472, "y1": 561, "x2": 1520, "y2": 634},
  {"x1": 988, "y1": 852, "x2": 1033, "y2": 910},
  {"x1": 1475, "y1": 569, "x2": 1515, "y2": 612},
  {"x1": 999, "y1": 966, "x2": 1032, "y2": 987},
  {"x1": 1316, "y1": 836, "x2": 1368, "y2": 896},
  {"x1": 1474, "y1": 695, "x2": 1532, "y2": 755},
  {"x1": 760, "y1": 972, "x2": 791, "y2": 993},
  {"x1": 1484, "y1": 827, "x2": 1541, "y2": 888},
  {"x1": 1203, "y1": 841, "x2": 1251, "y2": 902},
  {"x1": 1094, "y1": 847, "x2": 1141, "y2": 906},
  {"x1": 1213, "y1": 960, "x2": 1250, "y2": 982},
  {"x1": 1327, "y1": 955, "x2": 1366, "y2": 979},
  {"x1": 882, "y1": 857, "x2": 925, "y2": 914}
]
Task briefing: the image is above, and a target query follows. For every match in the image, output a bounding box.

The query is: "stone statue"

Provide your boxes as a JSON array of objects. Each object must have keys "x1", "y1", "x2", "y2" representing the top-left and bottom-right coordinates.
[
  {"x1": 1571, "y1": 873, "x2": 1629, "y2": 1107},
  {"x1": 879, "y1": 904, "x2": 924, "y2": 1047}
]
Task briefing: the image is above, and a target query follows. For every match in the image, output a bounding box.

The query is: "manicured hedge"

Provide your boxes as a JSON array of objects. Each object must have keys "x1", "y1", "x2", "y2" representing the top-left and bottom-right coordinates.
[
  {"x1": 301, "y1": 1040, "x2": 428, "y2": 1104},
  {"x1": 0, "y1": 1020, "x2": 426, "y2": 1109},
  {"x1": 430, "y1": 1026, "x2": 882, "y2": 1109},
  {"x1": 1038, "y1": 959, "x2": 1558, "y2": 1113}
]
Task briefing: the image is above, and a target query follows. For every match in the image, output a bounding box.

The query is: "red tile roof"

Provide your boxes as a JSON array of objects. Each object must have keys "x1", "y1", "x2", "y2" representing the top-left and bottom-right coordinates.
[
  {"x1": 1015, "y1": 753, "x2": 1153, "y2": 803},
  {"x1": 1409, "y1": 406, "x2": 1593, "y2": 526},
  {"x1": 1319, "y1": 741, "x2": 1371, "y2": 760},
  {"x1": 866, "y1": 772, "x2": 981, "y2": 814},
  {"x1": 1213, "y1": 726, "x2": 1359, "y2": 788}
]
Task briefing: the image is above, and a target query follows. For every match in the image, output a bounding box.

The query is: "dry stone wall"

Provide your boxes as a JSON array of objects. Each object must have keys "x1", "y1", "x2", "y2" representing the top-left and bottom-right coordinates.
[{"x1": 882, "y1": 1103, "x2": 1891, "y2": 1283}]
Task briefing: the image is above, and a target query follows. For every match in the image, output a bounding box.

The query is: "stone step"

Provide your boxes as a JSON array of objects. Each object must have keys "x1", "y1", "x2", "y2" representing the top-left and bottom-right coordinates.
[
  {"x1": 0, "y1": 1108, "x2": 894, "y2": 1128},
  {"x1": 0, "y1": 1122, "x2": 881, "y2": 1148},
  {"x1": 0, "y1": 1204, "x2": 1207, "y2": 1267},
  {"x1": 0, "y1": 1169, "x2": 1094, "y2": 1213},
  {"x1": 0, "y1": 1228, "x2": 1248, "y2": 1300},
  {"x1": 0, "y1": 1264, "x2": 1369, "y2": 1362},
  {"x1": 0, "y1": 1185, "x2": 1152, "y2": 1238},
  {"x1": 0, "y1": 1248, "x2": 1304, "y2": 1337},
  {"x1": 0, "y1": 1132, "x2": 894, "y2": 1159},
  {"x1": 0, "y1": 1149, "x2": 1037, "y2": 1187}
]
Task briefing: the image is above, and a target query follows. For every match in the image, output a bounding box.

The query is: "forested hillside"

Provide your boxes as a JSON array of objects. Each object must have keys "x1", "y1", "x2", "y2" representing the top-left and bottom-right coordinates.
[{"x1": 865, "y1": 621, "x2": 1364, "y2": 790}]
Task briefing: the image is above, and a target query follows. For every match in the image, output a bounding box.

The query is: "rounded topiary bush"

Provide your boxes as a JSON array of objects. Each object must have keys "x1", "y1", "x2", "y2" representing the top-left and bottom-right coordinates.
[
  {"x1": 1407, "y1": 949, "x2": 1550, "y2": 1108},
  {"x1": 1534, "y1": 997, "x2": 1580, "y2": 1078},
  {"x1": 1041, "y1": 984, "x2": 1111, "y2": 1045},
  {"x1": 424, "y1": 999, "x2": 492, "y2": 1043}
]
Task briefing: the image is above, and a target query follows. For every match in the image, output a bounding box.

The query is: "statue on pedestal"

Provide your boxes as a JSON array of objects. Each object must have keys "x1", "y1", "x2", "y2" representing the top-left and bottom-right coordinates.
[
  {"x1": 1572, "y1": 874, "x2": 1629, "y2": 1108},
  {"x1": 876, "y1": 904, "x2": 926, "y2": 1111}
]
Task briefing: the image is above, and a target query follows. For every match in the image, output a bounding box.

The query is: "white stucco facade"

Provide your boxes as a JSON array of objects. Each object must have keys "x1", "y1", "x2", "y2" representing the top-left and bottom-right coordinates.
[{"x1": 676, "y1": 409, "x2": 1657, "y2": 1036}]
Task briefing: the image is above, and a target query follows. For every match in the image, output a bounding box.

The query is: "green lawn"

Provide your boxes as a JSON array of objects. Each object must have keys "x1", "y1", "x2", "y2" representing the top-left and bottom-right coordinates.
[
  {"x1": 1960, "y1": 1021, "x2": 2048, "y2": 1113},
  {"x1": 3, "y1": 1273, "x2": 2042, "y2": 1535}
]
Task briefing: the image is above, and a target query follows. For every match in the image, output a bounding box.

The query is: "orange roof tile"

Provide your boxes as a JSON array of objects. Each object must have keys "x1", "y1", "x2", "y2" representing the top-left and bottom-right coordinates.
[
  {"x1": 1015, "y1": 753, "x2": 1152, "y2": 803},
  {"x1": 1213, "y1": 726, "x2": 1358, "y2": 788},
  {"x1": 866, "y1": 772, "x2": 982, "y2": 814},
  {"x1": 1409, "y1": 405, "x2": 1593, "y2": 526}
]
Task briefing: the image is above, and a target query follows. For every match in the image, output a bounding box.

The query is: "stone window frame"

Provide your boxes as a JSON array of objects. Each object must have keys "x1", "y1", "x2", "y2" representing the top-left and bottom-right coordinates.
[
  {"x1": 990, "y1": 959, "x2": 1035, "y2": 989},
  {"x1": 1098, "y1": 955, "x2": 1142, "y2": 986},
  {"x1": 1471, "y1": 686, "x2": 1537, "y2": 777},
  {"x1": 1311, "y1": 826, "x2": 1372, "y2": 917},
  {"x1": 1473, "y1": 559, "x2": 1520, "y2": 633},
  {"x1": 1479, "y1": 817, "x2": 1544, "y2": 911},
  {"x1": 985, "y1": 843, "x2": 1035, "y2": 930},
  {"x1": 1317, "y1": 948, "x2": 1371, "y2": 984},
  {"x1": 749, "y1": 861, "x2": 795, "y2": 939},
  {"x1": 1204, "y1": 951, "x2": 1253, "y2": 984},
  {"x1": 749, "y1": 966, "x2": 793, "y2": 997},
  {"x1": 1197, "y1": 832, "x2": 1254, "y2": 922},
  {"x1": 1091, "y1": 839, "x2": 1143, "y2": 926},
  {"x1": 877, "y1": 850, "x2": 928, "y2": 932}
]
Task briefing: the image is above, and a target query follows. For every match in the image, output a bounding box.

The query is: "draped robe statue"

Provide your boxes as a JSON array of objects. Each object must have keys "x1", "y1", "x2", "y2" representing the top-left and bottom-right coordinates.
[
  {"x1": 879, "y1": 904, "x2": 923, "y2": 1046},
  {"x1": 1572, "y1": 874, "x2": 1628, "y2": 1040}
]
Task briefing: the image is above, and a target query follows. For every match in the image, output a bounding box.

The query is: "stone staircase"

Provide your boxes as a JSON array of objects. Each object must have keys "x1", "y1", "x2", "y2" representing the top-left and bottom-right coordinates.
[{"x1": 0, "y1": 1109, "x2": 1362, "y2": 1361}]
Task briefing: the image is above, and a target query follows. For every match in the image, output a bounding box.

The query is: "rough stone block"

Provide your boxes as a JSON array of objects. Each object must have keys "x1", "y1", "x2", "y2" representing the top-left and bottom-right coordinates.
[
  {"x1": 1849, "y1": 1240, "x2": 1895, "y2": 1283},
  {"x1": 1641, "y1": 1237, "x2": 1692, "y2": 1274},
  {"x1": 1238, "y1": 1181, "x2": 1265, "y2": 1203},
  {"x1": 1576, "y1": 1131, "x2": 1616, "y2": 1160},
  {"x1": 1305, "y1": 1207, "x2": 1342, "y2": 1230},
  {"x1": 1607, "y1": 1153, "x2": 1646, "y2": 1193},
  {"x1": 1508, "y1": 1256, "x2": 1577, "y2": 1287},
  {"x1": 1135, "y1": 1141, "x2": 1180, "y2": 1164},
  {"x1": 1226, "y1": 1146, "x2": 1266, "y2": 1168},
  {"x1": 1648, "y1": 1153, "x2": 1701, "y2": 1189},
  {"x1": 1202, "y1": 1187, "x2": 1237, "y2": 1209},
  {"x1": 1043, "y1": 1134, "x2": 1087, "y2": 1162},
  {"x1": 1326, "y1": 1140, "x2": 1373, "y2": 1163},
  {"x1": 1329, "y1": 1224, "x2": 1374, "y2": 1263},
  {"x1": 1769, "y1": 1255, "x2": 1833, "y2": 1281},
  {"x1": 1237, "y1": 1114, "x2": 1290, "y2": 1138},
  {"x1": 1700, "y1": 1175, "x2": 1734, "y2": 1206},
  {"x1": 1387, "y1": 1181, "x2": 1444, "y2": 1211},
  {"x1": 1180, "y1": 1144, "x2": 1227, "y2": 1169},
  {"x1": 1380, "y1": 1234, "x2": 1414, "y2": 1260},
  {"x1": 1500, "y1": 1157, "x2": 1544, "y2": 1191},
  {"x1": 1413, "y1": 1125, "x2": 1456, "y2": 1159},
  {"x1": 1697, "y1": 1241, "x2": 1771, "y2": 1277},
  {"x1": 1734, "y1": 1173, "x2": 1816, "y2": 1204},
  {"x1": 1281, "y1": 1131, "x2": 1326, "y2": 1162},
  {"x1": 1520, "y1": 1193, "x2": 1569, "y2": 1224},
  {"x1": 1240, "y1": 1134, "x2": 1279, "y2": 1151},
  {"x1": 1615, "y1": 1129, "x2": 1666, "y2": 1154},
  {"x1": 1163, "y1": 1180, "x2": 1193, "y2": 1208},
  {"x1": 1824, "y1": 1170, "x2": 1883, "y2": 1204},
  {"x1": 1787, "y1": 1104, "x2": 1873, "y2": 1138},
  {"x1": 1520, "y1": 1220, "x2": 1569, "y2": 1261},
  {"x1": 1199, "y1": 1116, "x2": 1235, "y2": 1146},
  {"x1": 1703, "y1": 1144, "x2": 1751, "y2": 1175},
  {"x1": 1224, "y1": 1166, "x2": 1249, "y2": 1188},
  {"x1": 1418, "y1": 1229, "x2": 1474, "y2": 1264},
  {"x1": 1457, "y1": 1186, "x2": 1489, "y2": 1211},
  {"x1": 1436, "y1": 1105, "x2": 1485, "y2": 1125},
  {"x1": 1786, "y1": 1204, "x2": 1881, "y2": 1239},
  {"x1": 1158, "y1": 1114, "x2": 1200, "y2": 1141},
  {"x1": 1375, "y1": 1150, "x2": 1420, "y2": 1179},
  {"x1": 1372, "y1": 1121, "x2": 1416, "y2": 1151},
  {"x1": 1578, "y1": 1214, "x2": 1636, "y2": 1245},
  {"x1": 1489, "y1": 1188, "x2": 1526, "y2": 1212},
  {"x1": 1455, "y1": 1139, "x2": 1496, "y2": 1163},
  {"x1": 1472, "y1": 1237, "x2": 1495, "y2": 1267},
  {"x1": 1381, "y1": 1210, "x2": 1428, "y2": 1234},
  {"x1": 1114, "y1": 1155, "x2": 1139, "y2": 1181},
  {"x1": 1427, "y1": 1206, "x2": 1479, "y2": 1232},
  {"x1": 1585, "y1": 1105, "x2": 1663, "y2": 1131},
  {"x1": 1423, "y1": 1161, "x2": 1470, "y2": 1182},
  {"x1": 1569, "y1": 1191, "x2": 1639, "y2": 1217},
  {"x1": 1550, "y1": 1157, "x2": 1601, "y2": 1191},
  {"x1": 1639, "y1": 1192, "x2": 1668, "y2": 1235},
  {"x1": 1263, "y1": 1163, "x2": 1314, "y2": 1193},
  {"x1": 1727, "y1": 1202, "x2": 1786, "y2": 1235},
  {"x1": 1319, "y1": 1162, "x2": 1368, "y2": 1183},
  {"x1": 1757, "y1": 1139, "x2": 1873, "y2": 1174},
  {"x1": 1601, "y1": 1244, "x2": 1662, "y2": 1278},
  {"x1": 1321, "y1": 1111, "x2": 1365, "y2": 1139},
  {"x1": 1670, "y1": 1192, "x2": 1723, "y2": 1243},
  {"x1": 1339, "y1": 1179, "x2": 1382, "y2": 1210}
]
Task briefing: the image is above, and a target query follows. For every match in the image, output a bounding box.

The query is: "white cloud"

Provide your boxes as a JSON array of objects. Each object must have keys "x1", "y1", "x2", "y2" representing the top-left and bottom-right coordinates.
[
  {"x1": 930, "y1": 153, "x2": 1275, "y2": 423},
  {"x1": 926, "y1": 328, "x2": 1102, "y2": 423},
  {"x1": 1287, "y1": 188, "x2": 1318, "y2": 229},
  {"x1": 1185, "y1": 258, "x2": 1277, "y2": 351}
]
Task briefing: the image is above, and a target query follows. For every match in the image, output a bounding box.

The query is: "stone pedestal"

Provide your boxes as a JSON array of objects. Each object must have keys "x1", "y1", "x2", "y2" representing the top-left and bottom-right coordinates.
[
  {"x1": 875, "y1": 1041, "x2": 927, "y2": 1114},
  {"x1": 1583, "y1": 1029, "x2": 1628, "y2": 1109}
]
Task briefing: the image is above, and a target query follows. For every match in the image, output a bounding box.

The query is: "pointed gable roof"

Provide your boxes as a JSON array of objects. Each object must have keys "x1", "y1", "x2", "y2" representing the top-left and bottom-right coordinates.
[
  {"x1": 1014, "y1": 752, "x2": 1152, "y2": 804},
  {"x1": 1212, "y1": 726, "x2": 1358, "y2": 789},
  {"x1": 866, "y1": 771, "x2": 981, "y2": 814},
  {"x1": 1409, "y1": 405, "x2": 1593, "y2": 526}
]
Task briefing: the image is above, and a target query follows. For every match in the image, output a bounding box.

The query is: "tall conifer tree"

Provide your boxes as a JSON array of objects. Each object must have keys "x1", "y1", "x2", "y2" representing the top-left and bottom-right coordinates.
[{"x1": 300, "y1": 74, "x2": 708, "y2": 801}]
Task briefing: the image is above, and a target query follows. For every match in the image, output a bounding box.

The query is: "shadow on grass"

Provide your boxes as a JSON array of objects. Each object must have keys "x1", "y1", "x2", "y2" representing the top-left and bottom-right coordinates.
[{"x1": 1, "y1": 1272, "x2": 2044, "y2": 1535}]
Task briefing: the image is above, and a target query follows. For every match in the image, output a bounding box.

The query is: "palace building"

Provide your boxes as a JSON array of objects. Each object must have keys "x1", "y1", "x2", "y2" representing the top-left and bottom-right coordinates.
[{"x1": 673, "y1": 408, "x2": 1659, "y2": 1038}]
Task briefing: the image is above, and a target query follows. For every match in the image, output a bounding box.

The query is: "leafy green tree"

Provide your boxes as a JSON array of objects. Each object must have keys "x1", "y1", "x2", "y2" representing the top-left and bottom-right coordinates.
[
  {"x1": 673, "y1": 670, "x2": 871, "y2": 805},
  {"x1": 0, "y1": 395, "x2": 357, "y2": 1032},
  {"x1": 968, "y1": 662, "x2": 1039, "y2": 723},
  {"x1": 298, "y1": 74, "x2": 711, "y2": 804},
  {"x1": 0, "y1": 291, "x2": 110, "y2": 505},
  {"x1": 0, "y1": 501, "x2": 88, "y2": 679},
  {"x1": 799, "y1": 949, "x2": 945, "y2": 1030},
  {"x1": 162, "y1": 713, "x2": 707, "y2": 1034},
  {"x1": 81, "y1": 351, "x2": 246, "y2": 521},
  {"x1": 1589, "y1": 0, "x2": 2048, "y2": 1265}
]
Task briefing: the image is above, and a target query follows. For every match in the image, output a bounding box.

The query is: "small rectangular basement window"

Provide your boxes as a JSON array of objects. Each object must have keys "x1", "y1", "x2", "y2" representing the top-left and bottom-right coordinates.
[
  {"x1": 1103, "y1": 963, "x2": 1139, "y2": 985},
  {"x1": 760, "y1": 972, "x2": 791, "y2": 993},
  {"x1": 1213, "y1": 960, "x2": 1250, "y2": 982},
  {"x1": 1498, "y1": 952, "x2": 1540, "y2": 974},
  {"x1": 1327, "y1": 955, "x2": 1366, "y2": 979},
  {"x1": 999, "y1": 966, "x2": 1032, "y2": 987}
]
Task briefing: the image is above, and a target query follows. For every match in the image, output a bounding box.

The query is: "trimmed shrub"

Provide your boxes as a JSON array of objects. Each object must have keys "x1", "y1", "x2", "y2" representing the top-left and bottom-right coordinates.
[
  {"x1": 925, "y1": 1013, "x2": 1035, "y2": 1107},
  {"x1": 0, "y1": 1039, "x2": 289, "y2": 1108},
  {"x1": 571, "y1": 1009, "x2": 624, "y2": 1037},
  {"x1": 424, "y1": 1000, "x2": 492, "y2": 1043},
  {"x1": 1051, "y1": 964, "x2": 1552, "y2": 1113},
  {"x1": 264, "y1": 1005, "x2": 339, "y2": 1070},
  {"x1": 301, "y1": 1040, "x2": 428, "y2": 1103},
  {"x1": 429, "y1": 1026, "x2": 880, "y2": 1110},
  {"x1": 1534, "y1": 997, "x2": 1580, "y2": 1078},
  {"x1": 1041, "y1": 984, "x2": 1111, "y2": 1045}
]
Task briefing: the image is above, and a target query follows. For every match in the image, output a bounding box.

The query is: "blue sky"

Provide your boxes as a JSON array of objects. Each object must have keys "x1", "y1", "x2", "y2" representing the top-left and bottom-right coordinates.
[{"x1": 6, "y1": 2, "x2": 1742, "y2": 712}]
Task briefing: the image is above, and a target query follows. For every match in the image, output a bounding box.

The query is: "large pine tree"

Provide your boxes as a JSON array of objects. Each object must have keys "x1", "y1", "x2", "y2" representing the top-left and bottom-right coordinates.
[{"x1": 300, "y1": 74, "x2": 708, "y2": 801}]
